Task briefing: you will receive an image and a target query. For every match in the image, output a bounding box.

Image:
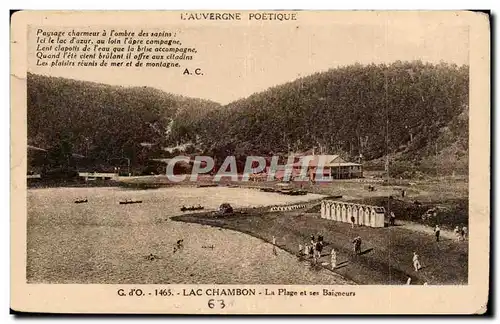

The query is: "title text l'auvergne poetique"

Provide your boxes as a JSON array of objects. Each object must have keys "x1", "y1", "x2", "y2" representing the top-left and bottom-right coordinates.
[{"x1": 180, "y1": 12, "x2": 298, "y2": 21}]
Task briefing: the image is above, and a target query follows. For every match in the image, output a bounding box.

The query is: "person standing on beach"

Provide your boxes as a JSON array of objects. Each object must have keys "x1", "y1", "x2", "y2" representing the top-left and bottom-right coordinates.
[
  {"x1": 352, "y1": 236, "x2": 362, "y2": 255},
  {"x1": 462, "y1": 226, "x2": 468, "y2": 240},
  {"x1": 330, "y1": 248, "x2": 337, "y2": 269},
  {"x1": 310, "y1": 235, "x2": 316, "y2": 259},
  {"x1": 413, "y1": 251, "x2": 422, "y2": 271},
  {"x1": 310, "y1": 235, "x2": 318, "y2": 263},
  {"x1": 434, "y1": 225, "x2": 441, "y2": 242},
  {"x1": 316, "y1": 236, "x2": 324, "y2": 260},
  {"x1": 350, "y1": 216, "x2": 355, "y2": 228},
  {"x1": 454, "y1": 226, "x2": 461, "y2": 241},
  {"x1": 390, "y1": 211, "x2": 396, "y2": 226}
]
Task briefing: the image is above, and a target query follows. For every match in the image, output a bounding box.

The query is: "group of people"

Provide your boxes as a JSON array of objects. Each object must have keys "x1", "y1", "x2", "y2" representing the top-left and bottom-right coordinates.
[
  {"x1": 434, "y1": 224, "x2": 468, "y2": 242},
  {"x1": 298, "y1": 235, "x2": 324, "y2": 263},
  {"x1": 293, "y1": 234, "x2": 427, "y2": 276},
  {"x1": 295, "y1": 234, "x2": 364, "y2": 270}
]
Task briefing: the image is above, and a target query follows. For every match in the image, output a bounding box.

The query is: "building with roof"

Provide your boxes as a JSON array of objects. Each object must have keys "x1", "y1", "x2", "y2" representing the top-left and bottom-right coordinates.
[
  {"x1": 290, "y1": 154, "x2": 363, "y2": 181},
  {"x1": 264, "y1": 153, "x2": 363, "y2": 181}
]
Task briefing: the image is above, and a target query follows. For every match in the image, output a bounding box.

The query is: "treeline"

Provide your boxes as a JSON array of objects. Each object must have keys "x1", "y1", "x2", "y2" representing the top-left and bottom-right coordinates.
[
  {"x1": 28, "y1": 60, "x2": 469, "y2": 176},
  {"x1": 170, "y1": 61, "x2": 469, "y2": 175},
  {"x1": 27, "y1": 73, "x2": 220, "y2": 172}
]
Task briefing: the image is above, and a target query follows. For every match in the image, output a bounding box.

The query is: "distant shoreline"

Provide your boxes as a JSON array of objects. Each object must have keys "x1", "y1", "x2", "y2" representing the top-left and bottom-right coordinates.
[{"x1": 28, "y1": 176, "x2": 468, "y2": 229}]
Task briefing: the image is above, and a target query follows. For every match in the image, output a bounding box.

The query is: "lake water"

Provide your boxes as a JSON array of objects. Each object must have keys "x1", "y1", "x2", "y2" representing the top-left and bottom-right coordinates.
[{"x1": 27, "y1": 186, "x2": 353, "y2": 284}]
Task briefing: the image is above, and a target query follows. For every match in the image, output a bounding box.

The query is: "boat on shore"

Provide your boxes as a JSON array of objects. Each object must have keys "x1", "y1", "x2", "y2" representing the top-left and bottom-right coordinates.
[
  {"x1": 119, "y1": 200, "x2": 143, "y2": 205},
  {"x1": 280, "y1": 188, "x2": 308, "y2": 196},
  {"x1": 197, "y1": 183, "x2": 218, "y2": 188}
]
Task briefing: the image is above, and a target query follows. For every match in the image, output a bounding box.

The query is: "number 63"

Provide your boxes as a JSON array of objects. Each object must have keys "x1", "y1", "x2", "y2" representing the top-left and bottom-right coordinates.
[{"x1": 208, "y1": 299, "x2": 225, "y2": 309}]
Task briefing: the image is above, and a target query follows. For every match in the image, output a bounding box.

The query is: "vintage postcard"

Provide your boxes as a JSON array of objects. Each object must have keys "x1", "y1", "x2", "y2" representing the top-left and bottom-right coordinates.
[{"x1": 10, "y1": 10, "x2": 490, "y2": 314}]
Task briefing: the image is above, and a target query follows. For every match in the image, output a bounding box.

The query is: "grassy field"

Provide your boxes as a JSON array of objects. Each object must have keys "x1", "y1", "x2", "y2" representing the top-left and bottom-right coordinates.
[
  {"x1": 27, "y1": 175, "x2": 468, "y2": 285},
  {"x1": 173, "y1": 208, "x2": 468, "y2": 285},
  {"x1": 232, "y1": 176, "x2": 468, "y2": 229}
]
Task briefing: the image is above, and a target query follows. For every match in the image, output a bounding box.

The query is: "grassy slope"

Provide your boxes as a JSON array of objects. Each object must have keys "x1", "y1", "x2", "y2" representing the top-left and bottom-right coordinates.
[{"x1": 173, "y1": 210, "x2": 468, "y2": 285}]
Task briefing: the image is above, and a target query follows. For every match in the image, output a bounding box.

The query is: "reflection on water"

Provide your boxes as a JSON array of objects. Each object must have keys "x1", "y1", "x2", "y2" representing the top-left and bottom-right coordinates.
[{"x1": 27, "y1": 187, "x2": 353, "y2": 284}]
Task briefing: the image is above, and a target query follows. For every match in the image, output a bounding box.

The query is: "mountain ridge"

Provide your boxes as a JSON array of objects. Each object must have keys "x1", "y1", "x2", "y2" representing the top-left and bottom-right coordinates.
[{"x1": 27, "y1": 60, "x2": 469, "y2": 177}]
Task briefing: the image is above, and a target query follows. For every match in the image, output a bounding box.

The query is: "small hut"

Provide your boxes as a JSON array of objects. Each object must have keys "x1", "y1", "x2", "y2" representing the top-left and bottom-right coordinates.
[
  {"x1": 347, "y1": 204, "x2": 353, "y2": 223},
  {"x1": 352, "y1": 205, "x2": 359, "y2": 225},
  {"x1": 335, "y1": 204, "x2": 341, "y2": 222},
  {"x1": 370, "y1": 207, "x2": 386, "y2": 228},
  {"x1": 341, "y1": 204, "x2": 347, "y2": 222},
  {"x1": 357, "y1": 206, "x2": 365, "y2": 226},
  {"x1": 364, "y1": 206, "x2": 372, "y2": 225},
  {"x1": 325, "y1": 202, "x2": 332, "y2": 220}
]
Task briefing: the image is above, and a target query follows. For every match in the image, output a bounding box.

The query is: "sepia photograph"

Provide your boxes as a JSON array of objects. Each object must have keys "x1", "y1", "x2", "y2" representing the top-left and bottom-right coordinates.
[{"x1": 11, "y1": 10, "x2": 490, "y2": 314}]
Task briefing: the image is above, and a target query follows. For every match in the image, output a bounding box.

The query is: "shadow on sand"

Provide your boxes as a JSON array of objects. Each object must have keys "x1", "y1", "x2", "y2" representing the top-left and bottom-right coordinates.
[{"x1": 360, "y1": 248, "x2": 374, "y2": 255}]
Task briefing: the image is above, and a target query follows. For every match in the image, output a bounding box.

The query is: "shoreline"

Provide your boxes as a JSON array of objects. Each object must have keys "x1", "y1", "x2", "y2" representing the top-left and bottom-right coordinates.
[
  {"x1": 27, "y1": 179, "x2": 468, "y2": 230},
  {"x1": 26, "y1": 186, "x2": 467, "y2": 285},
  {"x1": 28, "y1": 187, "x2": 349, "y2": 285},
  {"x1": 175, "y1": 211, "x2": 359, "y2": 285},
  {"x1": 172, "y1": 206, "x2": 468, "y2": 285}
]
